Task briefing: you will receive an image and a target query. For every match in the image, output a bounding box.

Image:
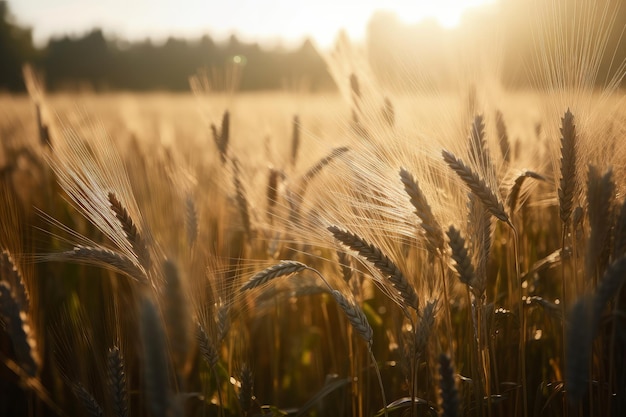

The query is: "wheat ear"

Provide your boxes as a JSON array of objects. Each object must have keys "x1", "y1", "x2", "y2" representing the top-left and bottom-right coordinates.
[
  {"x1": 329, "y1": 289, "x2": 373, "y2": 346},
  {"x1": 507, "y1": 170, "x2": 545, "y2": 213},
  {"x1": 0, "y1": 282, "x2": 39, "y2": 377},
  {"x1": 0, "y1": 250, "x2": 30, "y2": 311},
  {"x1": 184, "y1": 195, "x2": 198, "y2": 247},
  {"x1": 495, "y1": 110, "x2": 511, "y2": 164},
  {"x1": 107, "y1": 346, "x2": 129, "y2": 417},
  {"x1": 72, "y1": 382, "x2": 105, "y2": 417},
  {"x1": 51, "y1": 246, "x2": 148, "y2": 283},
  {"x1": 196, "y1": 322, "x2": 219, "y2": 370},
  {"x1": 558, "y1": 109, "x2": 577, "y2": 223},
  {"x1": 231, "y1": 158, "x2": 252, "y2": 239},
  {"x1": 211, "y1": 110, "x2": 229, "y2": 163},
  {"x1": 240, "y1": 261, "x2": 308, "y2": 292},
  {"x1": 328, "y1": 225, "x2": 418, "y2": 311},
  {"x1": 290, "y1": 114, "x2": 300, "y2": 167},
  {"x1": 299, "y1": 146, "x2": 350, "y2": 191},
  {"x1": 400, "y1": 167, "x2": 444, "y2": 255},
  {"x1": 446, "y1": 226, "x2": 475, "y2": 288},
  {"x1": 438, "y1": 354, "x2": 459, "y2": 417},
  {"x1": 442, "y1": 149, "x2": 509, "y2": 224},
  {"x1": 468, "y1": 114, "x2": 492, "y2": 174},
  {"x1": 585, "y1": 166, "x2": 615, "y2": 279},
  {"x1": 108, "y1": 192, "x2": 152, "y2": 271}
]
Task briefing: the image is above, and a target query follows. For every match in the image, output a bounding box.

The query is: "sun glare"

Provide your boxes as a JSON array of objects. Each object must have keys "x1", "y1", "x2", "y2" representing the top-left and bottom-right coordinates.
[
  {"x1": 389, "y1": 0, "x2": 497, "y2": 29},
  {"x1": 289, "y1": 0, "x2": 498, "y2": 48}
]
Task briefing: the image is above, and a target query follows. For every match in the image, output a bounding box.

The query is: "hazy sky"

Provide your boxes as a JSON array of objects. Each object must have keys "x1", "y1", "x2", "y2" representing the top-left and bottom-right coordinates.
[{"x1": 10, "y1": 0, "x2": 495, "y2": 49}]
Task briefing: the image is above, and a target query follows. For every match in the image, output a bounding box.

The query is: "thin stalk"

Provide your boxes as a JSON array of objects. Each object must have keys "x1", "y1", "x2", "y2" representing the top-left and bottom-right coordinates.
[
  {"x1": 213, "y1": 367, "x2": 225, "y2": 417},
  {"x1": 412, "y1": 323, "x2": 418, "y2": 417},
  {"x1": 561, "y1": 225, "x2": 569, "y2": 414},
  {"x1": 510, "y1": 224, "x2": 527, "y2": 417},
  {"x1": 476, "y1": 300, "x2": 492, "y2": 417},
  {"x1": 439, "y1": 256, "x2": 454, "y2": 358},
  {"x1": 369, "y1": 349, "x2": 387, "y2": 417}
]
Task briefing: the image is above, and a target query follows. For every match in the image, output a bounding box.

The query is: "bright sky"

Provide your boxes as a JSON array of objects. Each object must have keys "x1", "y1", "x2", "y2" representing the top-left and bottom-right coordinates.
[{"x1": 10, "y1": 0, "x2": 495, "y2": 49}]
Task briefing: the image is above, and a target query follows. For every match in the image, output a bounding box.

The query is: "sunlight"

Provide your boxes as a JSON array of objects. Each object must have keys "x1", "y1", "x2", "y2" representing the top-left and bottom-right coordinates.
[{"x1": 388, "y1": 0, "x2": 497, "y2": 28}]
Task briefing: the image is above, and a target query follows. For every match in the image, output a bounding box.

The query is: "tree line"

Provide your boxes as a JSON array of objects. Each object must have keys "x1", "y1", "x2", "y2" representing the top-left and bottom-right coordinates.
[{"x1": 2, "y1": 0, "x2": 626, "y2": 93}]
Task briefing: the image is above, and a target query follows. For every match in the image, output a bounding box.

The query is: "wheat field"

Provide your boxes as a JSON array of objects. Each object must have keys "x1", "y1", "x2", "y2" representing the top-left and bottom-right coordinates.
[{"x1": 3, "y1": 7, "x2": 626, "y2": 417}]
